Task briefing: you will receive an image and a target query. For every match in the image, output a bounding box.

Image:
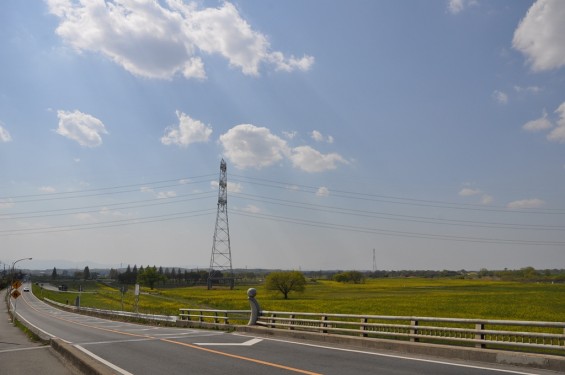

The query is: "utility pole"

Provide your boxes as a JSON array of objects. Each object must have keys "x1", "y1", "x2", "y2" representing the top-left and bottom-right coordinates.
[
  {"x1": 372, "y1": 248, "x2": 376, "y2": 273},
  {"x1": 207, "y1": 159, "x2": 234, "y2": 290}
]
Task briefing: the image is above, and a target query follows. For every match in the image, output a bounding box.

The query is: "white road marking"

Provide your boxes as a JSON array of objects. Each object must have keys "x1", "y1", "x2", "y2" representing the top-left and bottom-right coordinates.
[
  {"x1": 0, "y1": 346, "x2": 51, "y2": 354},
  {"x1": 14, "y1": 312, "x2": 57, "y2": 339},
  {"x1": 236, "y1": 335, "x2": 546, "y2": 375},
  {"x1": 74, "y1": 345, "x2": 134, "y2": 375},
  {"x1": 195, "y1": 338, "x2": 263, "y2": 346}
]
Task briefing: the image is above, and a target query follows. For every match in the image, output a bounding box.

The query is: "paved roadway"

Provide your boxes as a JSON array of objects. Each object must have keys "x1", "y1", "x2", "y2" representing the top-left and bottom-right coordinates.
[
  {"x1": 1, "y1": 289, "x2": 78, "y2": 375},
  {"x1": 15, "y1": 285, "x2": 559, "y2": 375}
]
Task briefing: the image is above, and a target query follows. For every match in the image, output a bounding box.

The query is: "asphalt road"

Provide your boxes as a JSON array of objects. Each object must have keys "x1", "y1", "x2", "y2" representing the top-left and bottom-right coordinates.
[{"x1": 15, "y1": 285, "x2": 559, "y2": 375}]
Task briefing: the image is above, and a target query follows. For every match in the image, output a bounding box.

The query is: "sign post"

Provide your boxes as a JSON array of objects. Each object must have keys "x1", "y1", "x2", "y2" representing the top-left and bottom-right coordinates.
[
  {"x1": 10, "y1": 288, "x2": 21, "y2": 324},
  {"x1": 134, "y1": 284, "x2": 140, "y2": 314}
]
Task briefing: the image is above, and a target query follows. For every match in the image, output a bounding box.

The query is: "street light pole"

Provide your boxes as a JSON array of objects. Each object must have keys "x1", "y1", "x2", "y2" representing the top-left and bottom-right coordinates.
[{"x1": 9, "y1": 257, "x2": 32, "y2": 324}]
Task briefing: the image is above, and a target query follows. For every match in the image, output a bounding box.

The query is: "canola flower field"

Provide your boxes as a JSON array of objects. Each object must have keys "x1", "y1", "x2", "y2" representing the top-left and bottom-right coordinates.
[{"x1": 34, "y1": 278, "x2": 565, "y2": 323}]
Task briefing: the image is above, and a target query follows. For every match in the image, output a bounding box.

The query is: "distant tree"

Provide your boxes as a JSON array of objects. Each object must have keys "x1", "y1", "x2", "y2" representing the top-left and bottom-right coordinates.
[
  {"x1": 138, "y1": 266, "x2": 166, "y2": 289},
  {"x1": 521, "y1": 266, "x2": 537, "y2": 279},
  {"x1": 265, "y1": 271, "x2": 306, "y2": 299},
  {"x1": 51, "y1": 267, "x2": 58, "y2": 280},
  {"x1": 109, "y1": 268, "x2": 119, "y2": 280},
  {"x1": 333, "y1": 271, "x2": 365, "y2": 284},
  {"x1": 118, "y1": 265, "x2": 134, "y2": 284},
  {"x1": 132, "y1": 265, "x2": 138, "y2": 283},
  {"x1": 333, "y1": 272, "x2": 349, "y2": 283},
  {"x1": 83, "y1": 266, "x2": 90, "y2": 280}
]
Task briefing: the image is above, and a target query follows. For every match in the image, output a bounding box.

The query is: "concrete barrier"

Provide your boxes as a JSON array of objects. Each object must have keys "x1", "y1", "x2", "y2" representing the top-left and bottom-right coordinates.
[{"x1": 50, "y1": 339, "x2": 116, "y2": 375}]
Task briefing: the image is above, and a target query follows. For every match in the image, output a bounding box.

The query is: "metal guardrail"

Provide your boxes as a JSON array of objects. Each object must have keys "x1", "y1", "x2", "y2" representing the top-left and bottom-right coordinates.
[
  {"x1": 178, "y1": 306, "x2": 565, "y2": 352},
  {"x1": 255, "y1": 311, "x2": 565, "y2": 352},
  {"x1": 44, "y1": 298, "x2": 177, "y2": 323},
  {"x1": 179, "y1": 308, "x2": 250, "y2": 325}
]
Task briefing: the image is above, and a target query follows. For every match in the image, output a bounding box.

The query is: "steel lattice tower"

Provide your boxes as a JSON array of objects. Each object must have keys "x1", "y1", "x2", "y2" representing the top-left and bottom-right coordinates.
[{"x1": 207, "y1": 159, "x2": 234, "y2": 289}]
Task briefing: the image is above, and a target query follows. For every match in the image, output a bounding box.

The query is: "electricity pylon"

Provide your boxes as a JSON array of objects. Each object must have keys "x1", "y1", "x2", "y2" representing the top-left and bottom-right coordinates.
[{"x1": 207, "y1": 159, "x2": 234, "y2": 289}]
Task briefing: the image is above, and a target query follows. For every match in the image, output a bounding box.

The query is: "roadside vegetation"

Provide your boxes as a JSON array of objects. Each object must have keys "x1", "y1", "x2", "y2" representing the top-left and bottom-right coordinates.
[{"x1": 32, "y1": 274, "x2": 565, "y2": 323}]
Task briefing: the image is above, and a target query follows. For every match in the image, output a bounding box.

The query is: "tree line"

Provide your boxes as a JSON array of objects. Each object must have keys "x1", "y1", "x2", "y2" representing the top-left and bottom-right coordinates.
[{"x1": 112, "y1": 265, "x2": 214, "y2": 286}]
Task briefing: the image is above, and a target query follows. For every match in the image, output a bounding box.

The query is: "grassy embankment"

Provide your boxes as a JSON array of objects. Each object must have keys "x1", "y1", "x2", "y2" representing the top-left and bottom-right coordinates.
[{"x1": 34, "y1": 278, "x2": 565, "y2": 323}]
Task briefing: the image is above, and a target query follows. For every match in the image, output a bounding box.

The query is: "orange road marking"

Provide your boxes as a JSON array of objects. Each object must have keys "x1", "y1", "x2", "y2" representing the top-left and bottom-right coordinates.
[
  {"x1": 21, "y1": 292, "x2": 322, "y2": 374},
  {"x1": 160, "y1": 338, "x2": 322, "y2": 375}
]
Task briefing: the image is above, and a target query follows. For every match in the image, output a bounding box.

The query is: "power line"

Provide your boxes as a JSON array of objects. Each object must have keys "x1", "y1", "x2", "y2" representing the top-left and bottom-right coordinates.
[
  {"x1": 0, "y1": 209, "x2": 216, "y2": 237},
  {"x1": 0, "y1": 174, "x2": 216, "y2": 203},
  {"x1": 3, "y1": 172, "x2": 564, "y2": 246},
  {"x1": 230, "y1": 193, "x2": 565, "y2": 231},
  {"x1": 231, "y1": 209, "x2": 565, "y2": 246},
  {"x1": 231, "y1": 174, "x2": 565, "y2": 215},
  {"x1": 0, "y1": 191, "x2": 216, "y2": 221}
]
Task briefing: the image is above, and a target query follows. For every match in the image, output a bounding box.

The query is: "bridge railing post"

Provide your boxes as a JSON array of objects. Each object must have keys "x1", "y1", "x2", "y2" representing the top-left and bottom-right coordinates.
[
  {"x1": 321, "y1": 315, "x2": 328, "y2": 333},
  {"x1": 410, "y1": 319, "x2": 419, "y2": 342},
  {"x1": 360, "y1": 318, "x2": 368, "y2": 337},
  {"x1": 475, "y1": 323, "x2": 485, "y2": 348}
]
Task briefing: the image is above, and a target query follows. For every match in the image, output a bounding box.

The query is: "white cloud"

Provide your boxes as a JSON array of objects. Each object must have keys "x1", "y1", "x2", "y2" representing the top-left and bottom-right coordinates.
[
  {"x1": 243, "y1": 204, "x2": 261, "y2": 213},
  {"x1": 156, "y1": 191, "x2": 177, "y2": 199},
  {"x1": 311, "y1": 130, "x2": 334, "y2": 144},
  {"x1": 161, "y1": 111, "x2": 212, "y2": 147},
  {"x1": 521, "y1": 102, "x2": 565, "y2": 143},
  {"x1": 219, "y1": 124, "x2": 290, "y2": 169},
  {"x1": 548, "y1": 126, "x2": 565, "y2": 143},
  {"x1": 282, "y1": 131, "x2": 297, "y2": 140},
  {"x1": 311, "y1": 130, "x2": 324, "y2": 142},
  {"x1": 448, "y1": 0, "x2": 465, "y2": 14},
  {"x1": 458, "y1": 187, "x2": 481, "y2": 197},
  {"x1": 141, "y1": 186, "x2": 178, "y2": 199},
  {"x1": 480, "y1": 194, "x2": 494, "y2": 205},
  {"x1": 447, "y1": 0, "x2": 477, "y2": 14},
  {"x1": 0, "y1": 124, "x2": 12, "y2": 142},
  {"x1": 315, "y1": 186, "x2": 330, "y2": 197},
  {"x1": 73, "y1": 212, "x2": 95, "y2": 222},
  {"x1": 513, "y1": 0, "x2": 565, "y2": 72},
  {"x1": 99, "y1": 207, "x2": 128, "y2": 217},
  {"x1": 507, "y1": 198, "x2": 545, "y2": 209},
  {"x1": 513, "y1": 85, "x2": 542, "y2": 94},
  {"x1": 39, "y1": 186, "x2": 56, "y2": 193},
  {"x1": 220, "y1": 124, "x2": 347, "y2": 172},
  {"x1": 0, "y1": 199, "x2": 14, "y2": 209},
  {"x1": 54, "y1": 110, "x2": 108, "y2": 147},
  {"x1": 289, "y1": 146, "x2": 347, "y2": 173},
  {"x1": 458, "y1": 184, "x2": 493, "y2": 205},
  {"x1": 492, "y1": 90, "x2": 508, "y2": 104},
  {"x1": 47, "y1": 0, "x2": 313, "y2": 80},
  {"x1": 547, "y1": 102, "x2": 565, "y2": 143},
  {"x1": 211, "y1": 180, "x2": 242, "y2": 193},
  {"x1": 522, "y1": 110, "x2": 553, "y2": 132}
]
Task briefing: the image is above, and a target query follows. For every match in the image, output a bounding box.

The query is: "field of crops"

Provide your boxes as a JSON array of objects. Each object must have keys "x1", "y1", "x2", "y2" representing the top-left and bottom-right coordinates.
[{"x1": 34, "y1": 278, "x2": 565, "y2": 322}]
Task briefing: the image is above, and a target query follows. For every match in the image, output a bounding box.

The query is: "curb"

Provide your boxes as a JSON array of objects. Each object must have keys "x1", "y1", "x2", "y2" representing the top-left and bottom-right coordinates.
[
  {"x1": 50, "y1": 339, "x2": 116, "y2": 375},
  {"x1": 237, "y1": 326, "x2": 565, "y2": 373}
]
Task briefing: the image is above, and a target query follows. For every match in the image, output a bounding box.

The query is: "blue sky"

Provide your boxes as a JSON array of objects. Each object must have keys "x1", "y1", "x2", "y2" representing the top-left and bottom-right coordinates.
[{"x1": 1, "y1": 0, "x2": 564, "y2": 271}]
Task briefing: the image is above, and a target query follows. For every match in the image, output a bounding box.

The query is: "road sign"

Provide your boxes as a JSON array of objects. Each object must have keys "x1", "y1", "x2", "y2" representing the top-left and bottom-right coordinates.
[
  {"x1": 12, "y1": 280, "x2": 22, "y2": 290},
  {"x1": 11, "y1": 289, "x2": 21, "y2": 299}
]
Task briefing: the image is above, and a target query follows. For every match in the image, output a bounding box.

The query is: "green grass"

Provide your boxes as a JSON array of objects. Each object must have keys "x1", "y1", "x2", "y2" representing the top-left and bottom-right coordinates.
[{"x1": 33, "y1": 278, "x2": 565, "y2": 322}]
